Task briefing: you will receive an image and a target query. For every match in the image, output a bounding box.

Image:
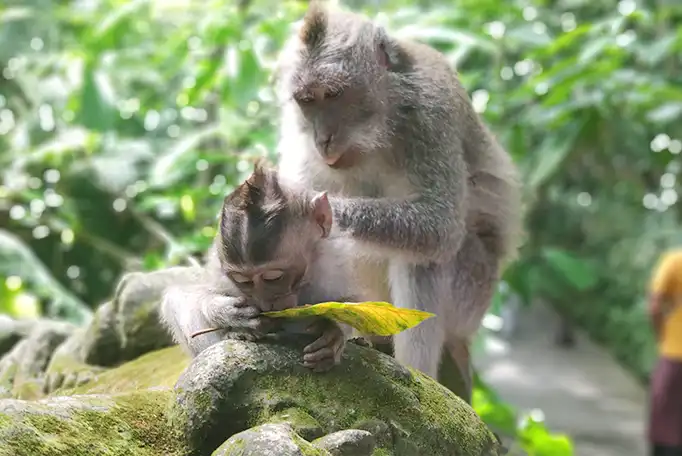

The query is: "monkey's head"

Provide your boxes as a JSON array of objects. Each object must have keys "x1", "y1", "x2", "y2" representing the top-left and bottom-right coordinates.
[
  {"x1": 217, "y1": 161, "x2": 332, "y2": 311},
  {"x1": 277, "y1": 3, "x2": 397, "y2": 169}
]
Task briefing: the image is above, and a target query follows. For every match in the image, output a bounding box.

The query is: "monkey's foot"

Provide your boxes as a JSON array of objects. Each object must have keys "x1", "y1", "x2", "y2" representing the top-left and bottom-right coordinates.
[{"x1": 302, "y1": 319, "x2": 345, "y2": 373}]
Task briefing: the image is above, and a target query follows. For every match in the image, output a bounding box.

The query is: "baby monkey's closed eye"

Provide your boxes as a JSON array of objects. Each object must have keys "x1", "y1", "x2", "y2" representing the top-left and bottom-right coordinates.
[{"x1": 262, "y1": 270, "x2": 284, "y2": 281}]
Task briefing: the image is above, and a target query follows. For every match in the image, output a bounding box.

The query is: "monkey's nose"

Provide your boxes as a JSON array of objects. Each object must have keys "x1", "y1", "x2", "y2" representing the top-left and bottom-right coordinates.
[{"x1": 315, "y1": 134, "x2": 333, "y2": 153}]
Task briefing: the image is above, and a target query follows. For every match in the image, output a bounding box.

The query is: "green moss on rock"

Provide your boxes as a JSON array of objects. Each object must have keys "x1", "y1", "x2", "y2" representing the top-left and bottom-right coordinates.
[
  {"x1": 61, "y1": 346, "x2": 189, "y2": 396},
  {"x1": 172, "y1": 338, "x2": 501, "y2": 456},
  {"x1": 269, "y1": 407, "x2": 324, "y2": 441},
  {"x1": 0, "y1": 391, "x2": 185, "y2": 456},
  {"x1": 249, "y1": 350, "x2": 493, "y2": 454}
]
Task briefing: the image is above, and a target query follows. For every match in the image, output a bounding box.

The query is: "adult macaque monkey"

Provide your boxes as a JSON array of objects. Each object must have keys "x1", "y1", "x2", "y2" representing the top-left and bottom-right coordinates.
[
  {"x1": 160, "y1": 162, "x2": 362, "y2": 372},
  {"x1": 275, "y1": 2, "x2": 522, "y2": 402}
]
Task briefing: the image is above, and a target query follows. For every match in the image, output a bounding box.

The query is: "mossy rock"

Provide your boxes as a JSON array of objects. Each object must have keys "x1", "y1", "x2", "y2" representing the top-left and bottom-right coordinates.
[
  {"x1": 0, "y1": 391, "x2": 184, "y2": 456},
  {"x1": 170, "y1": 336, "x2": 501, "y2": 456},
  {"x1": 0, "y1": 338, "x2": 500, "y2": 455},
  {"x1": 60, "y1": 346, "x2": 189, "y2": 396}
]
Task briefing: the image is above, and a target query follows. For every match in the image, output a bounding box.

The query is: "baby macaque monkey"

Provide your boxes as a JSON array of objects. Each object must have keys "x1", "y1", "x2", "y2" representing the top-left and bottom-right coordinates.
[{"x1": 160, "y1": 161, "x2": 360, "y2": 372}]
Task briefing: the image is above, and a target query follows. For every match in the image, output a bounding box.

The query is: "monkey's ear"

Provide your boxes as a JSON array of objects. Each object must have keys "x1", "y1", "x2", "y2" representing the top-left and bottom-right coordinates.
[
  {"x1": 375, "y1": 28, "x2": 398, "y2": 70},
  {"x1": 377, "y1": 41, "x2": 389, "y2": 68},
  {"x1": 311, "y1": 191, "x2": 332, "y2": 238},
  {"x1": 300, "y1": 1, "x2": 328, "y2": 49},
  {"x1": 247, "y1": 162, "x2": 267, "y2": 189}
]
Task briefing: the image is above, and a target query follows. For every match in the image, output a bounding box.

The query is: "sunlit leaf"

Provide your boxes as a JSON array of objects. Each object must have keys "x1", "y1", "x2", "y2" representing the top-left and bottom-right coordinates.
[
  {"x1": 180, "y1": 194, "x2": 196, "y2": 222},
  {"x1": 524, "y1": 121, "x2": 583, "y2": 191},
  {"x1": 77, "y1": 62, "x2": 118, "y2": 132},
  {"x1": 578, "y1": 36, "x2": 611, "y2": 64},
  {"x1": 148, "y1": 124, "x2": 225, "y2": 188},
  {"x1": 647, "y1": 102, "x2": 682, "y2": 124},
  {"x1": 541, "y1": 247, "x2": 598, "y2": 291},
  {"x1": 263, "y1": 301, "x2": 435, "y2": 336},
  {"x1": 0, "y1": 229, "x2": 91, "y2": 324},
  {"x1": 0, "y1": 7, "x2": 33, "y2": 22},
  {"x1": 93, "y1": 0, "x2": 151, "y2": 41}
]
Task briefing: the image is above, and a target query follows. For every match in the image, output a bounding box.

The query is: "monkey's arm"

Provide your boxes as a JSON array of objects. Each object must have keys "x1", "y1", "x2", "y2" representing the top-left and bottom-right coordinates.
[
  {"x1": 159, "y1": 285, "x2": 273, "y2": 357},
  {"x1": 331, "y1": 148, "x2": 468, "y2": 263}
]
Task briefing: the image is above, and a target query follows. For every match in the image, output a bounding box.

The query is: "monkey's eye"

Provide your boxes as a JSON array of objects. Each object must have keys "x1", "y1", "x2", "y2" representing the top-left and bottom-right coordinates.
[
  {"x1": 231, "y1": 273, "x2": 253, "y2": 285},
  {"x1": 295, "y1": 93, "x2": 315, "y2": 104},
  {"x1": 262, "y1": 270, "x2": 284, "y2": 281},
  {"x1": 325, "y1": 88, "x2": 343, "y2": 99}
]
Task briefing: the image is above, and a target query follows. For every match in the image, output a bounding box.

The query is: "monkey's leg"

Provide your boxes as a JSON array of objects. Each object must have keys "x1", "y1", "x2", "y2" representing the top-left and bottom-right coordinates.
[
  {"x1": 390, "y1": 260, "x2": 446, "y2": 381},
  {"x1": 439, "y1": 337, "x2": 473, "y2": 404},
  {"x1": 442, "y1": 232, "x2": 499, "y2": 404}
]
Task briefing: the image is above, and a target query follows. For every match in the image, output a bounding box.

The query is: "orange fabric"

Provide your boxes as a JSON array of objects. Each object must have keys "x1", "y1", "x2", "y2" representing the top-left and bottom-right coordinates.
[{"x1": 650, "y1": 250, "x2": 682, "y2": 360}]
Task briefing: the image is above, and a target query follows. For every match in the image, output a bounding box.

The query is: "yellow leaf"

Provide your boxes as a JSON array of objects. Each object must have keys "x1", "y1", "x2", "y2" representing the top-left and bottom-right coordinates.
[{"x1": 263, "y1": 301, "x2": 435, "y2": 336}]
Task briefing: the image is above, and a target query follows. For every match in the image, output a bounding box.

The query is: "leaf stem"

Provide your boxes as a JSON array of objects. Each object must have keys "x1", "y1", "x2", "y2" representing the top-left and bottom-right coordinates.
[{"x1": 190, "y1": 327, "x2": 221, "y2": 338}]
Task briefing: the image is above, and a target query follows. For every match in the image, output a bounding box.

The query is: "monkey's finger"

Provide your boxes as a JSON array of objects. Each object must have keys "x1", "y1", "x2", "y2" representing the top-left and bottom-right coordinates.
[
  {"x1": 333, "y1": 340, "x2": 345, "y2": 358},
  {"x1": 304, "y1": 357, "x2": 335, "y2": 373},
  {"x1": 303, "y1": 347, "x2": 335, "y2": 363},
  {"x1": 241, "y1": 318, "x2": 261, "y2": 329},
  {"x1": 231, "y1": 297, "x2": 250, "y2": 308},
  {"x1": 303, "y1": 330, "x2": 336, "y2": 353},
  {"x1": 244, "y1": 316, "x2": 273, "y2": 332},
  {"x1": 302, "y1": 318, "x2": 326, "y2": 334},
  {"x1": 232, "y1": 306, "x2": 261, "y2": 318}
]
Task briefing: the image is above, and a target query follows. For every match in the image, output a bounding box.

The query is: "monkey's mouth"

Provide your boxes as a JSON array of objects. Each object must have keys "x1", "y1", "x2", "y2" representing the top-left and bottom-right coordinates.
[{"x1": 326, "y1": 148, "x2": 361, "y2": 170}]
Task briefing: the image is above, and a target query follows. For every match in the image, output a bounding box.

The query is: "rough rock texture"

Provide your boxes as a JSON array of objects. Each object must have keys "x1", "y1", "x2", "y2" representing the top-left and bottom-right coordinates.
[
  {"x1": 0, "y1": 338, "x2": 501, "y2": 456},
  {"x1": 212, "y1": 423, "x2": 328, "y2": 456},
  {"x1": 0, "y1": 320, "x2": 75, "y2": 400},
  {"x1": 113, "y1": 271, "x2": 176, "y2": 362},
  {"x1": 170, "y1": 336, "x2": 501, "y2": 456},
  {"x1": 0, "y1": 271, "x2": 177, "y2": 399},
  {"x1": 311, "y1": 429, "x2": 376, "y2": 455}
]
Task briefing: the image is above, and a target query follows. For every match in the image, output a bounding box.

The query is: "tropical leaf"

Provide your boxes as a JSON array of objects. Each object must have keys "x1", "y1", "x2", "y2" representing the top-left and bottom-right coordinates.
[
  {"x1": 0, "y1": 229, "x2": 92, "y2": 324},
  {"x1": 263, "y1": 301, "x2": 435, "y2": 336},
  {"x1": 541, "y1": 247, "x2": 599, "y2": 292}
]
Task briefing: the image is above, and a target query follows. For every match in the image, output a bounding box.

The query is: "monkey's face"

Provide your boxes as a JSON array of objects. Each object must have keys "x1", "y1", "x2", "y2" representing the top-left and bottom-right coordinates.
[
  {"x1": 227, "y1": 264, "x2": 307, "y2": 312},
  {"x1": 281, "y1": 22, "x2": 392, "y2": 169},
  {"x1": 219, "y1": 167, "x2": 333, "y2": 311}
]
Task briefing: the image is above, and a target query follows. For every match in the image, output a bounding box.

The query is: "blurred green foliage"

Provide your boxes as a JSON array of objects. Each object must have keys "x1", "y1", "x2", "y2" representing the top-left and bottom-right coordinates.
[
  {"x1": 474, "y1": 373, "x2": 574, "y2": 456},
  {"x1": 2, "y1": 0, "x2": 682, "y2": 453}
]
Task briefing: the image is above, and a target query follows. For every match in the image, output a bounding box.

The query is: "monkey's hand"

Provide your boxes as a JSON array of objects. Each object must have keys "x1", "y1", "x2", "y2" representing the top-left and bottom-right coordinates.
[
  {"x1": 203, "y1": 295, "x2": 279, "y2": 342},
  {"x1": 301, "y1": 318, "x2": 346, "y2": 373}
]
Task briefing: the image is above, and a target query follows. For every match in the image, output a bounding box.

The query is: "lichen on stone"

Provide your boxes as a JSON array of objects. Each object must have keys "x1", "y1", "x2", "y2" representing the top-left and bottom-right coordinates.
[{"x1": 0, "y1": 391, "x2": 184, "y2": 456}]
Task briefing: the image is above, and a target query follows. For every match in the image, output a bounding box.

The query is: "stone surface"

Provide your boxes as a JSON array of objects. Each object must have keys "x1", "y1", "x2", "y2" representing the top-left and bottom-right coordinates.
[
  {"x1": 0, "y1": 338, "x2": 500, "y2": 455},
  {"x1": 212, "y1": 423, "x2": 328, "y2": 456},
  {"x1": 113, "y1": 271, "x2": 175, "y2": 362},
  {"x1": 171, "y1": 336, "x2": 501, "y2": 456},
  {"x1": 0, "y1": 320, "x2": 75, "y2": 399},
  {"x1": 0, "y1": 390, "x2": 183, "y2": 456},
  {"x1": 311, "y1": 429, "x2": 375, "y2": 455}
]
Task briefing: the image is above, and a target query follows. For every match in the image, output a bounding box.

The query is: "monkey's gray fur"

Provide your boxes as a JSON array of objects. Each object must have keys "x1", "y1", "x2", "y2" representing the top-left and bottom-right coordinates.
[{"x1": 274, "y1": 2, "x2": 522, "y2": 402}]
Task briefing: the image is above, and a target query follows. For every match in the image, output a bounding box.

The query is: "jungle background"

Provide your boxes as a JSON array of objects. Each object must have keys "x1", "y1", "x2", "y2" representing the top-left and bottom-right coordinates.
[{"x1": 1, "y1": 0, "x2": 681, "y2": 454}]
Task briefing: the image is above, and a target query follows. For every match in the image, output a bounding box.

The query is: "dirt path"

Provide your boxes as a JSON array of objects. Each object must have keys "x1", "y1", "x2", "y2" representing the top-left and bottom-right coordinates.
[{"x1": 474, "y1": 303, "x2": 648, "y2": 456}]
